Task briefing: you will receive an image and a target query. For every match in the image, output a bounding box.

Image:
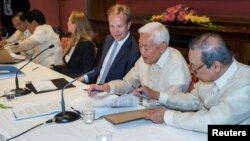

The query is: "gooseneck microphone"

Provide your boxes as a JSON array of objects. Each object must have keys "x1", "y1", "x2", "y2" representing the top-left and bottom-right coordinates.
[
  {"x1": 53, "y1": 76, "x2": 81, "y2": 123},
  {"x1": 13, "y1": 44, "x2": 55, "y2": 97}
]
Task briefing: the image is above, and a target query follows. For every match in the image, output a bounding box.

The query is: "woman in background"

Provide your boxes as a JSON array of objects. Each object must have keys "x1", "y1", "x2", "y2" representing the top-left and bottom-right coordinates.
[{"x1": 51, "y1": 11, "x2": 96, "y2": 78}]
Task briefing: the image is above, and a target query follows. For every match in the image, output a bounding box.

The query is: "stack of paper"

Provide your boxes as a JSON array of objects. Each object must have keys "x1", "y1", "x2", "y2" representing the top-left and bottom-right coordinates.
[
  {"x1": 93, "y1": 94, "x2": 140, "y2": 108},
  {"x1": 31, "y1": 80, "x2": 58, "y2": 92},
  {"x1": 13, "y1": 100, "x2": 61, "y2": 120},
  {"x1": 0, "y1": 66, "x2": 25, "y2": 80}
]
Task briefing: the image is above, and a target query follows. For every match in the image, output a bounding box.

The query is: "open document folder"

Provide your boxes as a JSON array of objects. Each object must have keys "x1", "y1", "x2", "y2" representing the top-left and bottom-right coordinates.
[
  {"x1": 26, "y1": 78, "x2": 75, "y2": 94},
  {"x1": 91, "y1": 94, "x2": 163, "y2": 124}
]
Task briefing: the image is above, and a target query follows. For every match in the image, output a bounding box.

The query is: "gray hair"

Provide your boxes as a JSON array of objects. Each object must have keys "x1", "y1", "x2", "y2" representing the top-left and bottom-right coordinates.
[
  {"x1": 189, "y1": 33, "x2": 233, "y2": 68},
  {"x1": 138, "y1": 22, "x2": 169, "y2": 46}
]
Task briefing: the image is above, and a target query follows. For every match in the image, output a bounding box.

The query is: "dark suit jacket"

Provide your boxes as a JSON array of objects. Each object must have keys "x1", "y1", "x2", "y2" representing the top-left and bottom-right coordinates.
[
  {"x1": 85, "y1": 34, "x2": 140, "y2": 84},
  {"x1": 53, "y1": 40, "x2": 96, "y2": 78}
]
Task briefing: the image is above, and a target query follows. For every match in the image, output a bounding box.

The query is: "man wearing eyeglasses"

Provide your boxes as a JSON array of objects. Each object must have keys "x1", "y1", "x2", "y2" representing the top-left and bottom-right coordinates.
[
  {"x1": 0, "y1": 12, "x2": 30, "y2": 46},
  {"x1": 141, "y1": 33, "x2": 250, "y2": 133}
]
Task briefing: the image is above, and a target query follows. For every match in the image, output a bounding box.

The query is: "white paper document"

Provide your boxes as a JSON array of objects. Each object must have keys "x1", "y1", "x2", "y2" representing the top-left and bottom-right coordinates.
[
  {"x1": 69, "y1": 95, "x2": 143, "y2": 119},
  {"x1": 32, "y1": 80, "x2": 58, "y2": 92},
  {"x1": 13, "y1": 100, "x2": 61, "y2": 120},
  {"x1": 9, "y1": 53, "x2": 26, "y2": 60},
  {"x1": 93, "y1": 94, "x2": 140, "y2": 108}
]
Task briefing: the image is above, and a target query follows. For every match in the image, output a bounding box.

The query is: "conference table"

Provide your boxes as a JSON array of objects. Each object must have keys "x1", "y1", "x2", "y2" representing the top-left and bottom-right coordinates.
[{"x1": 0, "y1": 61, "x2": 207, "y2": 141}]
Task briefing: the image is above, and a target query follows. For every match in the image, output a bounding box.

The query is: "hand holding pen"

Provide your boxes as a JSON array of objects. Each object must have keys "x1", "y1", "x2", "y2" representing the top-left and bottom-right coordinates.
[
  {"x1": 132, "y1": 85, "x2": 160, "y2": 100},
  {"x1": 87, "y1": 84, "x2": 110, "y2": 97},
  {"x1": 83, "y1": 88, "x2": 104, "y2": 93}
]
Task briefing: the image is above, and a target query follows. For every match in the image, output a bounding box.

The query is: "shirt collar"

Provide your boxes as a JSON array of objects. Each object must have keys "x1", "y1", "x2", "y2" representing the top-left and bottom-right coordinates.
[
  {"x1": 116, "y1": 32, "x2": 130, "y2": 47},
  {"x1": 154, "y1": 47, "x2": 170, "y2": 68},
  {"x1": 214, "y1": 59, "x2": 237, "y2": 90},
  {"x1": 23, "y1": 29, "x2": 30, "y2": 36}
]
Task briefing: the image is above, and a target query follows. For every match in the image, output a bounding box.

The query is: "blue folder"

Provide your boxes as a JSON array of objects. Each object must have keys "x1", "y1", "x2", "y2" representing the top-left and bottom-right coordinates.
[{"x1": 0, "y1": 66, "x2": 25, "y2": 80}]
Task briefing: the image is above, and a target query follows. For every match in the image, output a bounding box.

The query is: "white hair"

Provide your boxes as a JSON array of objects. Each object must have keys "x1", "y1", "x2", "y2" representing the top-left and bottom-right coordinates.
[{"x1": 138, "y1": 22, "x2": 169, "y2": 46}]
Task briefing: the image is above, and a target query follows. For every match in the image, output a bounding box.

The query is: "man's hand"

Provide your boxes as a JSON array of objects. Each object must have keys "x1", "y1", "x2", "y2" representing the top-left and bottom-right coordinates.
[
  {"x1": 132, "y1": 85, "x2": 160, "y2": 100},
  {"x1": 77, "y1": 76, "x2": 84, "y2": 82},
  {"x1": 88, "y1": 83, "x2": 110, "y2": 97},
  {"x1": 145, "y1": 108, "x2": 167, "y2": 124},
  {"x1": 0, "y1": 40, "x2": 7, "y2": 46}
]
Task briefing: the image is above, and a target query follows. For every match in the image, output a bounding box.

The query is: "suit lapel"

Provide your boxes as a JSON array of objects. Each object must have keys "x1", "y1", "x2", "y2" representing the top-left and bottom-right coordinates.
[
  {"x1": 66, "y1": 41, "x2": 81, "y2": 64},
  {"x1": 108, "y1": 35, "x2": 132, "y2": 73},
  {"x1": 71, "y1": 42, "x2": 80, "y2": 58}
]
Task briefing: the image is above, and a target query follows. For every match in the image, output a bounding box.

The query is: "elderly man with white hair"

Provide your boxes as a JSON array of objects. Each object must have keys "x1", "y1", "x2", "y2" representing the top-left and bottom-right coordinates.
[{"x1": 88, "y1": 22, "x2": 191, "y2": 98}]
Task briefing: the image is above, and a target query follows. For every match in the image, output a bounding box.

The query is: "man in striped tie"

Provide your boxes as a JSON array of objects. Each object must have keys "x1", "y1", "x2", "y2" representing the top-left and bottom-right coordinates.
[{"x1": 78, "y1": 4, "x2": 140, "y2": 84}]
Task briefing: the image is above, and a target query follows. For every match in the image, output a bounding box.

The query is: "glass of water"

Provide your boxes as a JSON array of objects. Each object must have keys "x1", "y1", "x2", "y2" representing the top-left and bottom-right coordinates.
[
  {"x1": 82, "y1": 109, "x2": 95, "y2": 124},
  {"x1": 96, "y1": 129, "x2": 112, "y2": 141},
  {"x1": 4, "y1": 89, "x2": 15, "y2": 101}
]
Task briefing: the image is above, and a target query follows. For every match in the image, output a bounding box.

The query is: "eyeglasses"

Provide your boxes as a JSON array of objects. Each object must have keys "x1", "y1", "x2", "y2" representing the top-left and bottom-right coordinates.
[{"x1": 190, "y1": 63, "x2": 205, "y2": 74}]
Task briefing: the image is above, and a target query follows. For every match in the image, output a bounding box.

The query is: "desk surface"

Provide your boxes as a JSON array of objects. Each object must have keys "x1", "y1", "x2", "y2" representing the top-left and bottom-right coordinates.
[{"x1": 0, "y1": 62, "x2": 207, "y2": 141}]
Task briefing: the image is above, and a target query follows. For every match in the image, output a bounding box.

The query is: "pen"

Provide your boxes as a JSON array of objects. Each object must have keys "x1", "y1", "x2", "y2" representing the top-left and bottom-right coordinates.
[
  {"x1": 71, "y1": 107, "x2": 81, "y2": 115},
  {"x1": 32, "y1": 67, "x2": 39, "y2": 71},
  {"x1": 83, "y1": 89, "x2": 104, "y2": 92},
  {"x1": 140, "y1": 92, "x2": 148, "y2": 99}
]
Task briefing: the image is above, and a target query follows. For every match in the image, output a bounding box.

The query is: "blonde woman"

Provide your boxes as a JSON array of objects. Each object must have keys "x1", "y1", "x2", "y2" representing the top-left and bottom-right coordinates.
[{"x1": 51, "y1": 11, "x2": 96, "y2": 78}]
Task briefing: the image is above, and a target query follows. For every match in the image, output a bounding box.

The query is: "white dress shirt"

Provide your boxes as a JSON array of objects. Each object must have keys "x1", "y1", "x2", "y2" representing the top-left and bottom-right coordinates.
[
  {"x1": 19, "y1": 24, "x2": 63, "y2": 67},
  {"x1": 108, "y1": 47, "x2": 191, "y2": 95},
  {"x1": 6, "y1": 29, "x2": 30, "y2": 44},
  {"x1": 65, "y1": 46, "x2": 76, "y2": 63}
]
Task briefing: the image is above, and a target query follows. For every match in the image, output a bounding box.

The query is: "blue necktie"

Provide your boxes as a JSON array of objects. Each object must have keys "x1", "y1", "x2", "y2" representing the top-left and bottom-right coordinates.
[{"x1": 98, "y1": 42, "x2": 118, "y2": 84}]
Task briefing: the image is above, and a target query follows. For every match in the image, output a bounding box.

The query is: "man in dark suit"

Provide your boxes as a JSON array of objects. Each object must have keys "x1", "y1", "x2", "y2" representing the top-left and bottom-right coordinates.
[
  {"x1": 0, "y1": 0, "x2": 30, "y2": 36},
  {"x1": 78, "y1": 4, "x2": 140, "y2": 84}
]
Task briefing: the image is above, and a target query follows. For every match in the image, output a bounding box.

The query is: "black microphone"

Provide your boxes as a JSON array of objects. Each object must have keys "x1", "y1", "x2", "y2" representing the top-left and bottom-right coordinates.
[
  {"x1": 13, "y1": 44, "x2": 55, "y2": 97},
  {"x1": 53, "y1": 76, "x2": 81, "y2": 123}
]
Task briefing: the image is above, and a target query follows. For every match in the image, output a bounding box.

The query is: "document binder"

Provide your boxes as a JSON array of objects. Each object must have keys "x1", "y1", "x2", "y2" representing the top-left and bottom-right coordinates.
[
  {"x1": 26, "y1": 78, "x2": 75, "y2": 94},
  {"x1": 104, "y1": 108, "x2": 155, "y2": 125}
]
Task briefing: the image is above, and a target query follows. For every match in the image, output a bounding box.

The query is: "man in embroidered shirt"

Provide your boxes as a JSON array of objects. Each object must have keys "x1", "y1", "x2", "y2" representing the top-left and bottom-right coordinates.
[
  {"x1": 0, "y1": 12, "x2": 30, "y2": 46},
  {"x1": 0, "y1": 12, "x2": 33, "y2": 57},
  {"x1": 17, "y1": 9, "x2": 63, "y2": 67},
  {"x1": 140, "y1": 33, "x2": 250, "y2": 133},
  {"x1": 88, "y1": 22, "x2": 191, "y2": 103}
]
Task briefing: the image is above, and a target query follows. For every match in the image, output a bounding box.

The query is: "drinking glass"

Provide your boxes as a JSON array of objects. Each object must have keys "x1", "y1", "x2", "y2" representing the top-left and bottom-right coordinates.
[
  {"x1": 82, "y1": 109, "x2": 95, "y2": 124},
  {"x1": 96, "y1": 129, "x2": 112, "y2": 141},
  {"x1": 4, "y1": 89, "x2": 15, "y2": 101}
]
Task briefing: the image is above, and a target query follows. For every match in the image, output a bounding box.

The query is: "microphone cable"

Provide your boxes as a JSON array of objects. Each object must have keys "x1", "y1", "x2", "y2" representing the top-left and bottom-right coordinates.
[{"x1": 5, "y1": 119, "x2": 53, "y2": 141}]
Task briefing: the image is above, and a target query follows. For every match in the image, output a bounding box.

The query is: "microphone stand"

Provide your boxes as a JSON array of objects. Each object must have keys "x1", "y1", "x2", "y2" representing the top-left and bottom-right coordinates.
[
  {"x1": 13, "y1": 44, "x2": 55, "y2": 97},
  {"x1": 53, "y1": 76, "x2": 81, "y2": 123}
]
